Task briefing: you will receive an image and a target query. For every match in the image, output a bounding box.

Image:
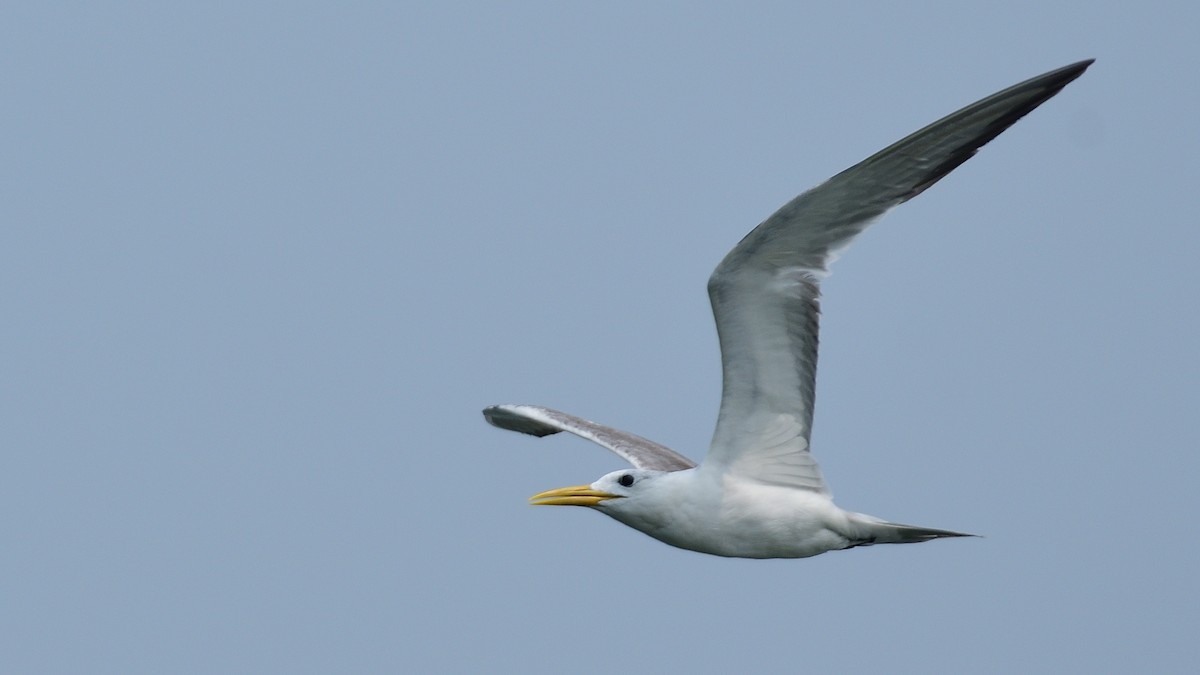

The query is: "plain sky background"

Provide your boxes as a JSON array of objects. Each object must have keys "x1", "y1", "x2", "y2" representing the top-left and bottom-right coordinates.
[{"x1": 3, "y1": 3, "x2": 1198, "y2": 673}]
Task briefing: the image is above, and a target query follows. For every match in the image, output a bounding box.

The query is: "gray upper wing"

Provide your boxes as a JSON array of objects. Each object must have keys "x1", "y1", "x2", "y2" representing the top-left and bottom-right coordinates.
[
  {"x1": 483, "y1": 404, "x2": 697, "y2": 472},
  {"x1": 702, "y1": 60, "x2": 1092, "y2": 493}
]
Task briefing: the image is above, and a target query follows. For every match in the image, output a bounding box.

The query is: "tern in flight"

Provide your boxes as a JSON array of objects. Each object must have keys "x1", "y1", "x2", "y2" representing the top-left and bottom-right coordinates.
[{"x1": 484, "y1": 60, "x2": 1092, "y2": 558}]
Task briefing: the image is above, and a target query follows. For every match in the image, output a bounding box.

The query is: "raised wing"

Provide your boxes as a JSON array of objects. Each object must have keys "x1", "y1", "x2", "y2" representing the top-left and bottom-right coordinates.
[
  {"x1": 483, "y1": 404, "x2": 697, "y2": 472},
  {"x1": 703, "y1": 60, "x2": 1092, "y2": 493}
]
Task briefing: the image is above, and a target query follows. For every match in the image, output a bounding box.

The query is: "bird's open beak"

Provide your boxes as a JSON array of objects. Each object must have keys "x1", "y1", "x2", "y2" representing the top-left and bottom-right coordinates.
[{"x1": 529, "y1": 485, "x2": 623, "y2": 507}]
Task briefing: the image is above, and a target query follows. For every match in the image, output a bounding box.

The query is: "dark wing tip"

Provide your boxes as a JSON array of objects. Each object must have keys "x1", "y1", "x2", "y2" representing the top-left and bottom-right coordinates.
[
  {"x1": 482, "y1": 404, "x2": 561, "y2": 438},
  {"x1": 902, "y1": 58, "x2": 1094, "y2": 201}
]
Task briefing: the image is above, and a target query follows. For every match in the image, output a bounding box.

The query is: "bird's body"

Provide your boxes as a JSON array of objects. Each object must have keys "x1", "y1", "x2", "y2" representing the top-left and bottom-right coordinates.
[
  {"x1": 484, "y1": 60, "x2": 1092, "y2": 559},
  {"x1": 603, "y1": 470, "x2": 850, "y2": 559}
]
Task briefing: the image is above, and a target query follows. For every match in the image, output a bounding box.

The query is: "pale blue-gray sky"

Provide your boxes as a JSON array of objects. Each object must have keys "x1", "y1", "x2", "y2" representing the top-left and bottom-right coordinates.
[{"x1": 3, "y1": 3, "x2": 1197, "y2": 673}]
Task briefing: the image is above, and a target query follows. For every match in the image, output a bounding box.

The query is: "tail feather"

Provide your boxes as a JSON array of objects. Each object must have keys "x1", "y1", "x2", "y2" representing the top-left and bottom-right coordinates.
[{"x1": 846, "y1": 513, "x2": 977, "y2": 548}]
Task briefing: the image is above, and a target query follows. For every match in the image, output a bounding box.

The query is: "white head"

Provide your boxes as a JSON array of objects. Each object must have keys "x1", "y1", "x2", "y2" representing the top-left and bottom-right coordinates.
[{"x1": 529, "y1": 467, "x2": 708, "y2": 552}]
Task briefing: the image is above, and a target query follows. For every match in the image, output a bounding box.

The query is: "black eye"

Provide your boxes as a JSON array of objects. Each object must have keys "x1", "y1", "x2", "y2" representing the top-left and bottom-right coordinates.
[{"x1": 618, "y1": 474, "x2": 635, "y2": 487}]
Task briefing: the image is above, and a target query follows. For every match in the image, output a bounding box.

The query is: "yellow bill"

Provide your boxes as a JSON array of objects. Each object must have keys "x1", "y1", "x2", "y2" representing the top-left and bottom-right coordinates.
[{"x1": 529, "y1": 485, "x2": 623, "y2": 507}]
